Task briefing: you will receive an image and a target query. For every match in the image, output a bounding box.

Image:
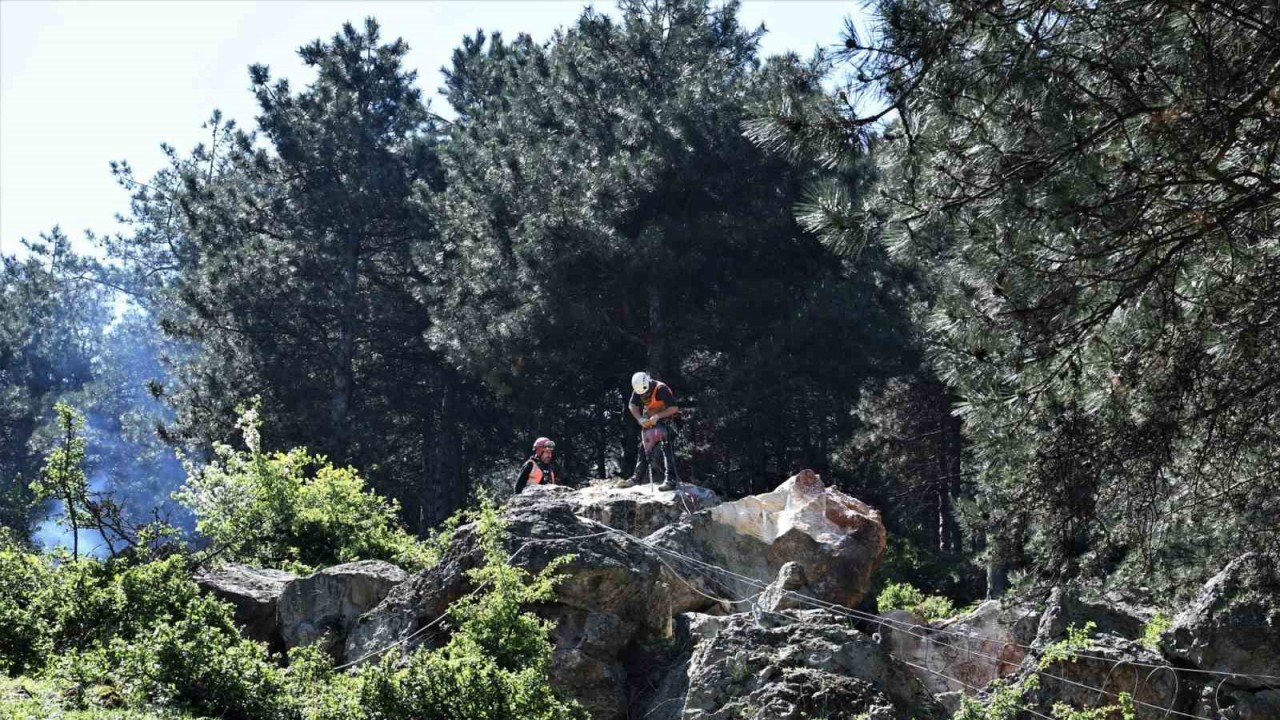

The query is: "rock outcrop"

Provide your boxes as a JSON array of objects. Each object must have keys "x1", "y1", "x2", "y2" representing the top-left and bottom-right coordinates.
[
  {"x1": 344, "y1": 480, "x2": 901, "y2": 720},
  {"x1": 191, "y1": 478, "x2": 1280, "y2": 720},
  {"x1": 650, "y1": 470, "x2": 886, "y2": 614},
  {"x1": 346, "y1": 486, "x2": 677, "y2": 720},
  {"x1": 642, "y1": 610, "x2": 945, "y2": 720},
  {"x1": 278, "y1": 560, "x2": 406, "y2": 657},
  {"x1": 878, "y1": 600, "x2": 1039, "y2": 710},
  {"x1": 1034, "y1": 585, "x2": 1152, "y2": 648},
  {"x1": 1164, "y1": 553, "x2": 1280, "y2": 687},
  {"x1": 1027, "y1": 635, "x2": 1184, "y2": 720},
  {"x1": 1164, "y1": 553, "x2": 1280, "y2": 720},
  {"x1": 569, "y1": 481, "x2": 720, "y2": 537},
  {"x1": 195, "y1": 564, "x2": 295, "y2": 655}
]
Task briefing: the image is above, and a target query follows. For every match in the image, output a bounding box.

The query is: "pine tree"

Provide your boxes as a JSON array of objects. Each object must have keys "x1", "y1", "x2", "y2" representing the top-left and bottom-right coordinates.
[
  {"x1": 0, "y1": 231, "x2": 110, "y2": 536},
  {"x1": 753, "y1": 0, "x2": 1280, "y2": 589},
  {"x1": 106, "y1": 20, "x2": 479, "y2": 528},
  {"x1": 428, "y1": 0, "x2": 914, "y2": 488}
]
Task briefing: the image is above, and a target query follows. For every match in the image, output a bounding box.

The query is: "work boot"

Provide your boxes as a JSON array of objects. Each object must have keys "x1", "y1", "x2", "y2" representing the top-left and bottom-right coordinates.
[
  {"x1": 623, "y1": 457, "x2": 650, "y2": 488},
  {"x1": 657, "y1": 479, "x2": 676, "y2": 492}
]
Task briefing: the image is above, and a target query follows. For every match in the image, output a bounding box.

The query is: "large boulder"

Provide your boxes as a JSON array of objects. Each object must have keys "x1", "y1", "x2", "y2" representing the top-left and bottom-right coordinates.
[
  {"x1": 1193, "y1": 686, "x2": 1280, "y2": 720},
  {"x1": 1034, "y1": 586, "x2": 1152, "y2": 647},
  {"x1": 882, "y1": 598, "x2": 1185, "y2": 719},
  {"x1": 641, "y1": 610, "x2": 945, "y2": 720},
  {"x1": 195, "y1": 564, "x2": 295, "y2": 654},
  {"x1": 1026, "y1": 635, "x2": 1185, "y2": 720},
  {"x1": 568, "y1": 481, "x2": 721, "y2": 537},
  {"x1": 345, "y1": 486, "x2": 677, "y2": 720},
  {"x1": 649, "y1": 470, "x2": 886, "y2": 614},
  {"x1": 279, "y1": 560, "x2": 407, "y2": 658},
  {"x1": 879, "y1": 600, "x2": 1039, "y2": 701},
  {"x1": 1164, "y1": 553, "x2": 1280, "y2": 689}
]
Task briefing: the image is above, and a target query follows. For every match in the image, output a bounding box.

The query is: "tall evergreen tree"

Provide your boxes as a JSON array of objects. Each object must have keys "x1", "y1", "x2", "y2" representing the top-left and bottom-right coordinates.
[
  {"x1": 754, "y1": 0, "x2": 1280, "y2": 592},
  {"x1": 428, "y1": 0, "x2": 913, "y2": 489},
  {"x1": 0, "y1": 231, "x2": 110, "y2": 534},
  {"x1": 106, "y1": 20, "x2": 480, "y2": 528}
]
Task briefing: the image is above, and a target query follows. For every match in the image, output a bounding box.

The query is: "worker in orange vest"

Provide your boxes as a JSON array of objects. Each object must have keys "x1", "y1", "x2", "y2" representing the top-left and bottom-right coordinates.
[
  {"x1": 623, "y1": 371, "x2": 680, "y2": 491},
  {"x1": 515, "y1": 437, "x2": 558, "y2": 493}
]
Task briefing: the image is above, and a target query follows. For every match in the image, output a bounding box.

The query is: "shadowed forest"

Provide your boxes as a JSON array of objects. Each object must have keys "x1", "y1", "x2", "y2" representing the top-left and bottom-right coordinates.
[{"x1": 2, "y1": 1, "x2": 1277, "y2": 718}]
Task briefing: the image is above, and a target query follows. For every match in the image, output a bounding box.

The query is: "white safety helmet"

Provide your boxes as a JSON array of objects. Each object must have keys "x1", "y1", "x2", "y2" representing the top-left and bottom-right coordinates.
[{"x1": 631, "y1": 371, "x2": 652, "y2": 395}]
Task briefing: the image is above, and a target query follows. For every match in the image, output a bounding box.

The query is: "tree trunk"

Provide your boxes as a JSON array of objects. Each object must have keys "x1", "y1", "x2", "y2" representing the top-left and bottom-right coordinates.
[
  {"x1": 416, "y1": 401, "x2": 437, "y2": 535},
  {"x1": 435, "y1": 380, "x2": 465, "y2": 525},
  {"x1": 332, "y1": 230, "x2": 359, "y2": 458},
  {"x1": 647, "y1": 284, "x2": 667, "y2": 377},
  {"x1": 595, "y1": 404, "x2": 608, "y2": 478},
  {"x1": 986, "y1": 559, "x2": 1009, "y2": 599},
  {"x1": 946, "y1": 412, "x2": 964, "y2": 553}
]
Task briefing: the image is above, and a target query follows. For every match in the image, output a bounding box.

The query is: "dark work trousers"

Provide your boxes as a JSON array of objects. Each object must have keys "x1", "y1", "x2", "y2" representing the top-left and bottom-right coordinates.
[{"x1": 631, "y1": 420, "x2": 679, "y2": 484}]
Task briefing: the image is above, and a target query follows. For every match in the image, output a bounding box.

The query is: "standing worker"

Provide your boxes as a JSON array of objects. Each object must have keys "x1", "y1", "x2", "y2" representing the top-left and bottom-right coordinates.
[
  {"x1": 515, "y1": 437, "x2": 558, "y2": 493},
  {"x1": 624, "y1": 371, "x2": 680, "y2": 491}
]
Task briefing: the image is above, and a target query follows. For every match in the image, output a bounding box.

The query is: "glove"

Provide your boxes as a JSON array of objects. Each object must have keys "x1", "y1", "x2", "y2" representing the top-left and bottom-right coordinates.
[{"x1": 641, "y1": 416, "x2": 657, "y2": 428}]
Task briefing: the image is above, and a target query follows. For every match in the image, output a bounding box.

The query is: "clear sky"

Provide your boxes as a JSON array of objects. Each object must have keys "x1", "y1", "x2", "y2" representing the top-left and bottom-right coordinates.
[{"x1": 0, "y1": 1, "x2": 863, "y2": 258}]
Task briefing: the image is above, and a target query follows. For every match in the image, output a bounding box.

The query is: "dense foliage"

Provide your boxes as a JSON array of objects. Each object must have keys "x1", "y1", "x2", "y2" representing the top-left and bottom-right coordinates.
[
  {"x1": 100, "y1": 18, "x2": 481, "y2": 531},
  {"x1": 2, "y1": 0, "x2": 1273, "y2": 673},
  {"x1": 752, "y1": 0, "x2": 1280, "y2": 597},
  {"x1": 1, "y1": 476, "x2": 579, "y2": 719},
  {"x1": 1, "y1": 233, "x2": 184, "y2": 543},
  {"x1": 875, "y1": 580, "x2": 955, "y2": 622},
  {"x1": 427, "y1": 0, "x2": 918, "y2": 495},
  {"x1": 1, "y1": 234, "x2": 103, "y2": 532},
  {"x1": 175, "y1": 402, "x2": 434, "y2": 572}
]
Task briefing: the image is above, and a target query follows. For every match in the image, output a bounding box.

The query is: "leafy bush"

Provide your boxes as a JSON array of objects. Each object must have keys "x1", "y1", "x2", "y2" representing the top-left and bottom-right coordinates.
[
  {"x1": 1, "y1": 676, "x2": 201, "y2": 719},
  {"x1": 1140, "y1": 612, "x2": 1170, "y2": 651},
  {"x1": 348, "y1": 497, "x2": 587, "y2": 720},
  {"x1": 0, "y1": 538, "x2": 295, "y2": 719},
  {"x1": 5, "y1": 405, "x2": 581, "y2": 720},
  {"x1": 0, "y1": 530, "x2": 58, "y2": 675},
  {"x1": 175, "y1": 401, "x2": 432, "y2": 572},
  {"x1": 954, "y1": 623, "x2": 1136, "y2": 720},
  {"x1": 876, "y1": 581, "x2": 956, "y2": 622},
  {"x1": 3, "y1": 492, "x2": 583, "y2": 720}
]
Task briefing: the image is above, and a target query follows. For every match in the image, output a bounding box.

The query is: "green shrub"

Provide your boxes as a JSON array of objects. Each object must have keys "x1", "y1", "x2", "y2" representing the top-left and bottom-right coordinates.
[
  {"x1": 0, "y1": 533, "x2": 294, "y2": 719},
  {"x1": 0, "y1": 532, "x2": 59, "y2": 675},
  {"x1": 40, "y1": 556, "x2": 295, "y2": 718},
  {"x1": 1, "y1": 676, "x2": 201, "y2": 719},
  {"x1": 5, "y1": 413, "x2": 581, "y2": 720},
  {"x1": 175, "y1": 400, "x2": 432, "y2": 572},
  {"x1": 876, "y1": 581, "x2": 956, "y2": 622},
  {"x1": 1140, "y1": 612, "x2": 1170, "y2": 651},
  {"x1": 954, "y1": 623, "x2": 1115, "y2": 720},
  {"x1": 348, "y1": 497, "x2": 587, "y2": 720}
]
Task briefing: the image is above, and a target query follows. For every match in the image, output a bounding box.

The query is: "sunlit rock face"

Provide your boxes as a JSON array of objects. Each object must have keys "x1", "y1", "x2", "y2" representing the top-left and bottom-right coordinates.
[
  {"x1": 649, "y1": 470, "x2": 887, "y2": 614},
  {"x1": 639, "y1": 610, "x2": 946, "y2": 720},
  {"x1": 196, "y1": 564, "x2": 296, "y2": 655},
  {"x1": 708, "y1": 469, "x2": 884, "y2": 547},
  {"x1": 279, "y1": 560, "x2": 407, "y2": 658},
  {"x1": 879, "y1": 601, "x2": 1039, "y2": 703},
  {"x1": 562, "y1": 481, "x2": 722, "y2": 538},
  {"x1": 1164, "y1": 553, "x2": 1280, "y2": 720}
]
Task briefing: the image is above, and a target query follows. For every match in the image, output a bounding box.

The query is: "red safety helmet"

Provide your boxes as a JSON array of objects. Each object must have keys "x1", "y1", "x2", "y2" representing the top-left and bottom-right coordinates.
[{"x1": 533, "y1": 437, "x2": 555, "y2": 452}]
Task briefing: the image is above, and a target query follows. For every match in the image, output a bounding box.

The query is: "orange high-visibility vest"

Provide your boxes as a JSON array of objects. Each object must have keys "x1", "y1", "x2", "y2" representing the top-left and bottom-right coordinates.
[
  {"x1": 528, "y1": 459, "x2": 555, "y2": 485},
  {"x1": 645, "y1": 381, "x2": 678, "y2": 417}
]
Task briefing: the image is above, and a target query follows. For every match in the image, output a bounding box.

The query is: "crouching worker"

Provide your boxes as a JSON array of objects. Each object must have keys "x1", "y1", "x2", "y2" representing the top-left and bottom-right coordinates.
[{"x1": 515, "y1": 437, "x2": 558, "y2": 493}]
